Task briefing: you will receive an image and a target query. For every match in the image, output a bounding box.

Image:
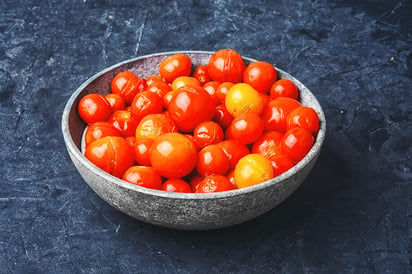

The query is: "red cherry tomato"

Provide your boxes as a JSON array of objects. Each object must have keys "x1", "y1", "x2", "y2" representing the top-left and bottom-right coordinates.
[
  {"x1": 134, "y1": 138, "x2": 154, "y2": 166},
  {"x1": 168, "y1": 85, "x2": 216, "y2": 132},
  {"x1": 226, "y1": 170, "x2": 236, "y2": 188},
  {"x1": 84, "y1": 121, "x2": 120, "y2": 147},
  {"x1": 145, "y1": 75, "x2": 167, "y2": 86},
  {"x1": 111, "y1": 71, "x2": 145, "y2": 104},
  {"x1": 125, "y1": 136, "x2": 136, "y2": 149},
  {"x1": 216, "y1": 82, "x2": 234, "y2": 103},
  {"x1": 216, "y1": 140, "x2": 250, "y2": 170},
  {"x1": 270, "y1": 79, "x2": 299, "y2": 100},
  {"x1": 202, "y1": 81, "x2": 221, "y2": 106},
  {"x1": 189, "y1": 173, "x2": 203, "y2": 192},
  {"x1": 159, "y1": 53, "x2": 192, "y2": 83},
  {"x1": 193, "y1": 121, "x2": 224, "y2": 148},
  {"x1": 251, "y1": 131, "x2": 284, "y2": 159},
  {"x1": 261, "y1": 97, "x2": 301, "y2": 132},
  {"x1": 280, "y1": 127, "x2": 314, "y2": 164},
  {"x1": 196, "y1": 144, "x2": 230, "y2": 177},
  {"x1": 108, "y1": 110, "x2": 139, "y2": 137},
  {"x1": 78, "y1": 93, "x2": 112, "y2": 124},
  {"x1": 193, "y1": 65, "x2": 211, "y2": 85},
  {"x1": 135, "y1": 113, "x2": 177, "y2": 140},
  {"x1": 105, "y1": 93, "x2": 126, "y2": 112},
  {"x1": 286, "y1": 106, "x2": 320, "y2": 136},
  {"x1": 146, "y1": 81, "x2": 172, "y2": 99},
  {"x1": 226, "y1": 112, "x2": 264, "y2": 145},
  {"x1": 162, "y1": 179, "x2": 192, "y2": 193},
  {"x1": 150, "y1": 132, "x2": 197, "y2": 178},
  {"x1": 243, "y1": 61, "x2": 277, "y2": 93},
  {"x1": 85, "y1": 136, "x2": 135, "y2": 178},
  {"x1": 213, "y1": 104, "x2": 234, "y2": 130},
  {"x1": 122, "y1": 166, "x2": 163, "y2": 190},
  {"x1": 208, "y1": 49, "x2": 246, "y2": 83},
  {"x1": 270, "y1": 154, "x2": 294, "y2": 177},
  {"x1": 195, "y1": 175, "x2": 235, "y2": 193},
  {"x1": 130, "y1": 91, "x2": 163, "y2": 121},
  {"x1": 163, "y1": 91, "x2": 174, "y2": 109}
]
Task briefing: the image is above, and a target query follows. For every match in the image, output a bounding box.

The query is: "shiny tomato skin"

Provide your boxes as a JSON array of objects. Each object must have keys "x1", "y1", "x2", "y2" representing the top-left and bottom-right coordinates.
[
  {"x1": 280, "y1": 127, "x2": 314, "y2": 164},
  {"x1": 213, "y1": 104, "x2": 234, "y2": 130},
  {"x1": 286, "y1": 106, "x2": 320, "y2": 136},
  {"x1": 225, "y1": 83, "x2": 264, "y2": 117},
  {"x1": 171, "y1": 76, "x2": 201, "y2": 91},
  {"x1": 159, "y1": 53, "x2": 192, "y2": 83},
  {"x1": 162, "y1": 179, "x2": 192, "y2": 193},
  {"x1": 189, "y1": 173, "x2": 203, "y2": 192},
  {"x1": 261, "y1": 97, "x2": 301, "y2": 132},
  {"x1": 270, "y1": 154, "x2": 295, "y2": 177},
  {"x1": 84, "y1": 121, "x2": 120, "y2": 148},
  {"x1": 226, "y1": 112, "x2": 264, "y2": 145},
  {"x1": 168, "y1": 85, "x2": 216, "y2": 132},
  {"x1": 134, "y1": 138, "x2": 154, "y2": 166},
  {"x1": 196, "y1": 144, "x2": 230, "y2": 177},
  {"x1": 243, "y1": 61, "x2": 277, "y2": 93},
  {"x1": 85, "y1": 136, "x2": 135, "y2": 178},
  {"x1": 234, "y1": 154, "x2": 274, "y2": 189},
  {"x1": 216, "y1": 82, "x2": 234, "y2": 103},
  {"x1": 208, "y1": 49, "x2": 246, "y2": 83},
  {"x1": 192, "y1": 65, "x2": 211, "y2": 85},
  {"x1": 111, "y1": 71, "x2": 145, "y2": 104},
  {"x1": 195, "y1": 175, "x2": 235, "y2": 193},
  {"x1": 202, "y1": 81, "x2": 221, "y2": 106},
  {"x1": 193, "y1": 121, "x2": 224, "y2": 148},
  {"x1": 131, "y1": 91, "x2": 163, "y2": 121},
  {"x1": 135, "y1": 113, "x2": 178, "y2": 140},
  {"x1": 146, "y1": 81, "x2": 172, "y2": 100},
  {"x1": 122, "y1": 166, "x2": 163, "y2": 190},
  {"x1": 108, "y1": 110, "x2": 139, "y2": 137},
  {"x1": 105, "y1": 93, "x2": 126, "y2": 112},
  {"x1": 216, "y1": 140, "x2": 250, "y2": 170},
  {"x1": 251, "y1": 131, "x2": 284, "y2": 159},
  {"x1": 150, "y1": 132, "x2": 197, "y2": 178},
  {"x1": 270, "y1": 79, "x2": 299, "y2": 100},
  {"x1": 163, "y1": 91, "x2": 174, "y2": 109},
  {"x1": 145, "y1": 75, "x2": 167, "y2": 86},
  {"x1": 78, "y1": 93, "x2": 112, "y2": 124}
]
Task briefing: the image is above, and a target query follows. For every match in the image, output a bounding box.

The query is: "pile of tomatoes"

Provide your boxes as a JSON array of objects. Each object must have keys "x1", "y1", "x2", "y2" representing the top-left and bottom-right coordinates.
[{"x1": 77, "y1": 49, "x2": 319, "y2": 193}]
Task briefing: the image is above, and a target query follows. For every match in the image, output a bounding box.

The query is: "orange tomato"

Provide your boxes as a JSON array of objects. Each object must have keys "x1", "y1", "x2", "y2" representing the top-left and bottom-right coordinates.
[
  {"x1": 234, "y1": 154, "x2": 274, "y2": 189},
  {"x1": 135, "y1": 113, "x2": 178, "y2": 140},
  {"x1": 225, "y1": 83, "x2": 264, "y2": 117},
  {"x1": 171, "y1": 76, "x2": 201, "y2": 91}
]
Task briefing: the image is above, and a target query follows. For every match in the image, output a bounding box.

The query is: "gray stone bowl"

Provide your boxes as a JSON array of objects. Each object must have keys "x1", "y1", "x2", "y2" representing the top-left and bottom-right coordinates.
[{"x1": 61, "y1": 51, "x2": 326, "y2": 230}]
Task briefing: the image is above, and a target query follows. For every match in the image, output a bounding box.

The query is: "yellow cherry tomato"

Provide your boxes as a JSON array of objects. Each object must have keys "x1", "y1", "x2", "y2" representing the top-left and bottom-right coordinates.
[
  {"x1": 234, "y1": 154, "x2": 274, "y2": 188},
  {"x1": 171, "y1": 76, "x2": 201, "y2": 91},
  {"x1": 225, "y1": 83, "x2": 264, "y2": 117}
]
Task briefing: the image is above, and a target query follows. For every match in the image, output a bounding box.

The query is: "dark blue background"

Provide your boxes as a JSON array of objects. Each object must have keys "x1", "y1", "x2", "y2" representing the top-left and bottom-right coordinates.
[{"x1": 1, "y1": 0, "x2": 411, "y2": 273}]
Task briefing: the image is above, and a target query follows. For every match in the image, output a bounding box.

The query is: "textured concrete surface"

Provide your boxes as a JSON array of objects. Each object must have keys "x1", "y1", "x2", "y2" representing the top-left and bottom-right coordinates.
[{"x1": 1, "y1": 0, "x2": 411, "y2": 273}]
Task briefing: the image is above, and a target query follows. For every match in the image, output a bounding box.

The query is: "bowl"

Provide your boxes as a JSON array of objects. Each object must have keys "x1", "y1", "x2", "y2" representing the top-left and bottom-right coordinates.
[{"x1": 61, "y1": 51, "x2": 326, "y2": 230}]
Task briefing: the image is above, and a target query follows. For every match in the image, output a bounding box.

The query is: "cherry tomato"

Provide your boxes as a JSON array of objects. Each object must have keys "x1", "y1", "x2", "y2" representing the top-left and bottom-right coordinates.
[
  {"x1": 192, "y1": 65, "x2": 211, "y2": 85},
  {"x1": 208, "y1": 49, "x2": 246, "y2": 83},
  {"x1": 195, "y1": 175, "x2": 234, "y2": 193},
  {"x1": 171, "y1": 76, "x2": 201, "y2": 91},
  {"x1": 108, "y1": 110, "x2": 139, "y2": 137},
  {"x1": 226, "y1": 112, "x2": 264, "y2": 145},
  {"x1": 184, "y1": 134, "x2": 201, "y2": 153},
  {"x1": 131, "y1": 91, "x2": 163, "y2": 121},
  {"x1": 261, "y1": 97, "x2": 301, "y2": 132},
  {"x1": 145, "y1": 75, "x2": 167, "y2": 86},
  {"x1": 196, "y1": 144, "x2": 230, "y2": 177},
  {"x1": 286, "y1": 106, "x2": 320, "y2": 136},
  {"x1": 280, "y1": 127, "x2": 314, "y2": 164},
  {"x1": 78, "y1": 93, "x2": 112, "y2": 124},
  {"x1": 84, "y1": 121, "x2": 120, "y2": 147},
  {"x1": 193, "y1": 121, "x2": 224, "y2": 148},
  {"x1": 135, "y1": 113, "x2": 177, "y2": 140},
  {"x1": 122, "y1": 166, "x2": 163, "y2": 190},
  {"x1": 225, "y1": 83, "x2": 264, "y2": 117},
  {"x1": 150, "y1": 132, "x2": 197, "y2": 178},
  {"x1": 105, "y1": 93, "x2": 126, "y2": 112},
  {"x1": 162, "y1": 179, "x2": 192, "y2": 193},
  {"x1": 216, "y1": 82, "x2": 234, "y2": 103},
  {"x1": 159, "y1": 53, "x2": 192, "y2": 83},
  {"x1": 111, "y1": 71, "x2": 145, "y2": 104},
  {"x1": 213, "y1": 104, "x2": 234, "y2": 130},
  {"x1": 202, "y1": 81, "x2": 221, "y2": 106},
  {"x1": 134, "y1": 138, "x2": 154, "y2": 166},
  {"x1": 216, "y1": 140, "x2": 250, "y2": 170},
  {"x1": 270, "y1": 154, "x2": 294, "y2": 177},
  {"x1": 243, "y1": 61, "x2": 277, "y2": 93},
  {"x1": 234, "y1": 154, "x2": 274, "y2": 189},
  {"x1": 146, "y1": 81, "x2": 172, "y2": 99},
  {"x1": 126, "y1": 136, "x2": 136, "y2": 149},
  {"x1": 251, "y1": 131, "x2": 284, "y2": 159},
  {"x1": 163, "y1": 91, "x2": 174, "y2": 109},
  {"x1": 85, "y1": 136, "x2": 135, "y2": 178},
  {"x1": 270, "y1": 79, "x2": 298, "y2": 100},
  {"x1": 168, "y1": 85, "x2": 216, "y2": 132},
  {"x1": 189, "y1": 173, "x2": 203, "y2": 192},
  {"x1": 226, "y1": 170, "x2": 236, "y2": 188}
]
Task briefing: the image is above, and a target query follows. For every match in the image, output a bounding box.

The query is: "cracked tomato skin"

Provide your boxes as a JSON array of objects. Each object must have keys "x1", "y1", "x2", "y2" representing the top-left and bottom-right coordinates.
[
  {"x1": 195, "y1": 175, "x2": 235, "y2": 193},
  {"x1": 122, "y1": 166, "x2": 163, "y2": 190},
  {"x1": 135, "y1": 113, "x2": 178, "y2": 140},
  {"x1": 111, "y1": 71, "x2": 145, "y2": 104},
  {"x1": 108, "y1": 109, "x2": 139, "y2": 137},
  {"x1": 261, "y1": 97, "x2": 301, "y2": 132},
  {"x1": 168, "y1": 85, "x2": 216, "y2": 132},
  {"x1": 208, "y1": 49, "x2": 246, "y2": 83},
  {"x1": 193, "y1": 121, "x2": 224, "y2": 148},
  {"x1": 159, "y1": 53, "x2": 192, "y2": 83},
  {"x1": 216, "y1": 140, "x2": 250, "y2": 171},
  {"x1": 150, "y1": 132, "x2": 197, "y2": 179},
  {"x1": 85, "y1": 136, "x2": 135, "y2": 178}
]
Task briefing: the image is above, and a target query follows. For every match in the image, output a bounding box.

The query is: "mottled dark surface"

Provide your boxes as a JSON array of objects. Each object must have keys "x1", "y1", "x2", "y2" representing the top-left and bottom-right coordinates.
[{"x1": 0, "y1": 0, "x2": 411, "y2": 273}]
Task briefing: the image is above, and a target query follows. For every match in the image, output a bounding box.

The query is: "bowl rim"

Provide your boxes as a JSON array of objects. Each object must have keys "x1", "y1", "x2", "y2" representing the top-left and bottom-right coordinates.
[{"x1": 62, "y1": 50, "x2": 326, "y2": 200}]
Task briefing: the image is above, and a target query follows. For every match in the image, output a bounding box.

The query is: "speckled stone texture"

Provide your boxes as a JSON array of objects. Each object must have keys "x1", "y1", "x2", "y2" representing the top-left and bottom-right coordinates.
[{"x1": 1, "y1": 0, "x2": 411, "y2": 273}]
